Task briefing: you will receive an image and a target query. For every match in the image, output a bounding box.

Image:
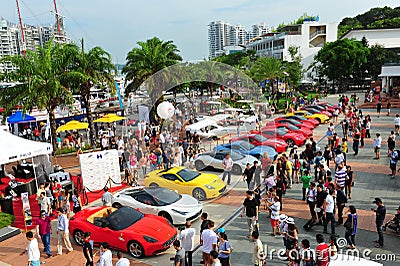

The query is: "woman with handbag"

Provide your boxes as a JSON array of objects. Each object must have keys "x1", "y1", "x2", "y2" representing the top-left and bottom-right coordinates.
[
  {"x1": 344, "y1": 205, "x2": 358, "y2": 249},
  {"x1": 217, "y1": 232, "x2": 231, "y2": 266}
]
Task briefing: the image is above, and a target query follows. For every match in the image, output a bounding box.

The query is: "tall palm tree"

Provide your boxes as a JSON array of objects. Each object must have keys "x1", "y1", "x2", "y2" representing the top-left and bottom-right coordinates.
[
  {"x1": 62, "y1": 40, "x2": 116, "y2": 145},
  {"x1": 0, "y1": 39, "x2": 73, "y2": 151},
  {"x1": 122, "y1": 37, "x2": 182, "y2": 94},
  {"x1": 250, "y1": 57, "x2": 283, "y2": 97}
]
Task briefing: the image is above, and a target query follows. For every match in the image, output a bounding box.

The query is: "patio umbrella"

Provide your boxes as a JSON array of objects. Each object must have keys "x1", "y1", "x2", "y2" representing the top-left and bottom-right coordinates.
[
  {"x1": 56, "y1": 120, "x2": 89, "y2": 132},
  {"x1": 93, "y1": 114, "x2": 126, "y2": 123}
]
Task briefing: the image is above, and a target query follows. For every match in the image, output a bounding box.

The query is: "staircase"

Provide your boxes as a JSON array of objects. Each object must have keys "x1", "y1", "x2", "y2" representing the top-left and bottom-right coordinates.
[
  {"x1": 358, "y1": 97, "x2": 400, "y2": 109},
  {"x1": 12, "y1": 195, "x2": 41, "y2": 230}
]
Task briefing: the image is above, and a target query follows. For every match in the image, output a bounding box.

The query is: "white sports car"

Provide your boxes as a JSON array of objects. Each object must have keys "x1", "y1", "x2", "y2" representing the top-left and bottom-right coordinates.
[
  {"x1": 194, "y1": 150, "x2": 260, "y2": 175},
  {"x1": 111, "y1": 187, "x2": 203, "y2": 225}
]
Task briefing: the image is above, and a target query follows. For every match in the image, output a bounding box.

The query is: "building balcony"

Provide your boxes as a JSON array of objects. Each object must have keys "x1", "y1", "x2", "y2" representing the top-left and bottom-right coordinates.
[{"x1": 309, "y1": 30, "x2": 326, "y2": 40}]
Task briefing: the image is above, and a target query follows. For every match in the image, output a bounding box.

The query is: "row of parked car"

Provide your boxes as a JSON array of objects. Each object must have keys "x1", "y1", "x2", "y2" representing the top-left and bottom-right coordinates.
[
  {"x1": 67, "y1": 102, "x2": 336, "y2": 260},
  {"x1": 193, "y1": 102, "x2": 336, "y2": 176}
]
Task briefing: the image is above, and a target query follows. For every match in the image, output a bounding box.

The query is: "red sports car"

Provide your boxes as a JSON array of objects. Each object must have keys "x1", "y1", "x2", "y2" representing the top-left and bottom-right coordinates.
[
  {"x1": 282, "y1": 115, "x2": 319, "y2": 127},
  {"x1": 251, "y1": 128, "x2": 307, "y2": 147},
  {"x1": 230, "y1": 134, "x2": 288, "y2": 153},
  {"x1": 69, "y1": 206, "x2": 177, "y2": 258},
  {"x1": 269, "y1": 119, "x2": 314, "y2": 130},
  {"x1": 263, "y1": 124, "x2": 313, "y2": 138}
]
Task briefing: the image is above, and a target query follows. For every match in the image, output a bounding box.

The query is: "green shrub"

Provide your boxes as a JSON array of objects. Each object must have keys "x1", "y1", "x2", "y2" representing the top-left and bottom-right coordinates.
[
  {"x1": 0, "y1": 212, "x2": 15, "y2": 229},
  {"x1": 55, "y1": 143, "x2": 94, "y2": 155}
]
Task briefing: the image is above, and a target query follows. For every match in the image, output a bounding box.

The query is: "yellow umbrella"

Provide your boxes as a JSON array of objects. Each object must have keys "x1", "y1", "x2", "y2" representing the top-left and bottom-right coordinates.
[
  {"x1": 56, "y1": 120, "x2": 89, "y2": 132},
  {"x1": 93, "y1": 113, "x2": 126, "y2": 123}
]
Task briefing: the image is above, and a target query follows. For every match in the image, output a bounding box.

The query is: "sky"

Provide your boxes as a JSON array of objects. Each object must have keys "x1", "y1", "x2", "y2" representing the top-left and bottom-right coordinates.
[{"x1": 1, "y1": 0, "x2": 399, "y2": 63}]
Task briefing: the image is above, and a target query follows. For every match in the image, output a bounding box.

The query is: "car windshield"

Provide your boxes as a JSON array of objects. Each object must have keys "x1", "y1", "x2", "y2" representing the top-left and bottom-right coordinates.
[
  {"x1": 106, "y1": 206, "x2": 144, "y2": 230},
  {"x1": 285, "y1": 124, "x2": 299, "y2": 130},
  {"x1": 285, "y1": 119, "x2": 300, "y2": 125},
  {"x1": 177, "y1": 168, "x2": 200, "y2": 182},
  {"x1": 238, "y1": 142, "x2": 255, "y2": 150},
  {"x1": 229, "y1": 151, "x2": 245, "y2": 160},
  {"x1": 145, "y1": 187, "x2": 181, "y2": 206},
  {"x1": 253, "y1": 134, "x2": 267, "y2": 142},
  {"x1": 292, "y1": 116, "x2": 306, "y2": 121}
]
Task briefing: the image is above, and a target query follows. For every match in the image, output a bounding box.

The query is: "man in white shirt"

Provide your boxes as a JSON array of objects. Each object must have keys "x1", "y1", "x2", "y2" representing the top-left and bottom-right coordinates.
[
  {"x1": 201, "y1": 220, "x2": 217, "y2": 266},
  {"x1": 395, "y1": 114, "x2": 400, "y2": 135},
  {"x1": 98, "y1": 242, "x2": 112, "y2": 266},
  {"x1": 323, "y1": 189, "x2": 336, "y2": 235},
  {"x1": 222, "y1": 154, "x2": 234, "y2": 185},
  {"x1": 21, "y1": 231, "x2": 40, "y2": 266},
  {"x1": 374, "y1": 133, "x2": 382, "y2": 160},
  {"x1": 115, "y1": 251, "x2": 130, "y2": 266},
  {"x1": 178, "y1": 221, "x2": 196, "y2": 266},
  {"x1": 101, "y1": 135, "x2": 109, "y2": 150}
]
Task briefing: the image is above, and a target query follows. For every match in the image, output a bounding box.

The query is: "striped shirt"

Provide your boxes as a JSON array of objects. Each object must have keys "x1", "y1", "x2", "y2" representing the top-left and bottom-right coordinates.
[
  {"x1": 335, "y1": 168, "x2": 348, "y2": 188},
  {"x1": 316, "y1": 243, "x2": 329, "y2": 266}
]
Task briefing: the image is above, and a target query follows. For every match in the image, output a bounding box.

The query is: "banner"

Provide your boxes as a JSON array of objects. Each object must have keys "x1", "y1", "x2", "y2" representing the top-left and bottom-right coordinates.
[
  {"x1": 21, "y1": 192, "x2": 32, "y2": 227},
  {"x1": 79, "y1": 149, "x2": 121, "y2": 191},
  {"x1": 115, "y1": 81, "x2": 124, "y2": 110},
  {"x1": 138, "y1": 105, "x2": 150, "y2": 123}
]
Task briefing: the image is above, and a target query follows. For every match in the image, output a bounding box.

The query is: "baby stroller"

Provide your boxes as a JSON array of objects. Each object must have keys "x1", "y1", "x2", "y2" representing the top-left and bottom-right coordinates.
[{"x1": 382, "y1": 211, "x2": 400, "y2": 234}]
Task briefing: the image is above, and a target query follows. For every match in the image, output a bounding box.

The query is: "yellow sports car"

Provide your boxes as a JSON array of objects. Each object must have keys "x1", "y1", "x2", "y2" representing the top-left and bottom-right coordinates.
[
  {"x1": 144, "y1": 167, "x2": 226, "y2": 201},
  {"x1": 287, "y1": 110, "x2": 329, "y2": 124}
]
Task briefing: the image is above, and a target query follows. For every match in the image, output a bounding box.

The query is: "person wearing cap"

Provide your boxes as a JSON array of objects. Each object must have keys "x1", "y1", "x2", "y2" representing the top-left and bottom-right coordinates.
[
  {"x1": 82, "y1": 232, "x2": 93, "y2": 266},
  {"x1": 372, "y1": 198, "x2": 386, "y2": 248},
  {"x1": 284, "y1": 217, "x2": 298, "y2": 257},
  {"x1": 36, "y1": 210, "x2": 52, "y2": 258},
  {"x1": 278, "y1": 214, "x2": 288, "y2": 247}
]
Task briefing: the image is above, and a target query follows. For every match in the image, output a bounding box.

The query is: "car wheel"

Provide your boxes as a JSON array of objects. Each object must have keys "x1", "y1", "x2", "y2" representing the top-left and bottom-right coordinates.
[
  {"x1": 192, "y1": 188, "x2": 207, "y2": 201},
  {"x1": 286, "y1": 139, "x2": 295, "y2": 147},
  {"x1": 149, "y1": 182, "x2": 159, "y2": 188},
  {"x1": 158, "y1": 211, "x2": 173, "y2": 224},
  {"x1": 128, "y1": 241, "x2": 145, "y2": 258},
  {"x1": 195, "y1": 160, "x2": 205, "y2": 171},
  {"x1": 73, "y1": 230, "x2": 85, "y2": 246},
  {"x1": 112, "y1": 202, "x2": 122, "y2": 209},
  {"x1": 232, "y1": 164, "x2": 242, "y2": 175}
]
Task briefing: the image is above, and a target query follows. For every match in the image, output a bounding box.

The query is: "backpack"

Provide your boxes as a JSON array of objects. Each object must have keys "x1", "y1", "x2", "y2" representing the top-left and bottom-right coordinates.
[{"x1": 394, "y1": 150, "x2": 400, "y2": 160}]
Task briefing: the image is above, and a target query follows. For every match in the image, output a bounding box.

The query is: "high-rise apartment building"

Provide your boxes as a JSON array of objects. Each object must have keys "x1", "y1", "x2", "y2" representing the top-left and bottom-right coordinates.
[
  {"x1": 0, "y1": 18, "x2": 61, "y2": 72},
  {"x1": 208, "y1": 20, "x2": 269, "y2": 59}
]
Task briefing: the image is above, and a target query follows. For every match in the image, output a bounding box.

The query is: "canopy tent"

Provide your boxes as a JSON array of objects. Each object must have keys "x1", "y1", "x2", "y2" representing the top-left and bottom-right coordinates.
[
  {"x1": 56, "y1": 120, "x2": 88, "y2": 133},
  {"x1": 93, "y1": 113, "x2": 126, "y2": 123},
  {"x1": 0, "y1": 130, "x2": 52, "y2": 165},
  {"x1": 7, "y1": 110, "x2": 36, "y2": 124}
]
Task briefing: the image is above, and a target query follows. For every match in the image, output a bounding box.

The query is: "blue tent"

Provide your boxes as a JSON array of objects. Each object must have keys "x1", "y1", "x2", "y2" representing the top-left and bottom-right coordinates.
[{"x1": 7, "y1": 110, "x2": 36, "y2": 124}]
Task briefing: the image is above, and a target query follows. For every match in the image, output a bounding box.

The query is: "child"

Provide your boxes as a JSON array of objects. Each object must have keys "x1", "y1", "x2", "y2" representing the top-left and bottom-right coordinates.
[
  {"x1": 329, "y1": 234, "x2": 338, "y2": 256},
  {"x1": 300, "y1": 239, "x2": 314, "y2": 266},
  {"x1": 210, "y1": 250, "x2": 221, "y2": 266},
  {"x1": 301, "y1": 170, "x2": 312, "y2": 201},
  {"x1": 288, "y1": 239, "x2": 300, "y2": 266}
]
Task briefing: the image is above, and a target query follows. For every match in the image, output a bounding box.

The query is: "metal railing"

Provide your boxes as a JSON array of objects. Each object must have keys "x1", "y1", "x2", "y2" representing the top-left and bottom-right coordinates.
[{"x1": 309, "y1": 30, "x2": 326, "y2": 40}]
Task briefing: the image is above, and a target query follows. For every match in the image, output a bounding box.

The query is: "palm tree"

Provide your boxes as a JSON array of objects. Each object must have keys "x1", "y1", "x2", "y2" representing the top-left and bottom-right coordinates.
[
  {"x1": 250, "y1": 57, "x2": 283, "y2": 97},
  {"x1": 0, "y1": 39, "x2": 73, "y2": 151},
  {"x1": 122, "y1": 37, "x2": 182, "y2": 94},
  {"x1": 62, "y1": 39, "x2": 116, "y2": 145}
]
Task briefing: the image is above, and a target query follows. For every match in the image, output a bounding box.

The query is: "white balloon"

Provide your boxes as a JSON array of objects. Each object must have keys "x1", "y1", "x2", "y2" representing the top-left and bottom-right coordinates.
[{"x1": 157, "y1": 101, "x2": 175, "y2": 119}]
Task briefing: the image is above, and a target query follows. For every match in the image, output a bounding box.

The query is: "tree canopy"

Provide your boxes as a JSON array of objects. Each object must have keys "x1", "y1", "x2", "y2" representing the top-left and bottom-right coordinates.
[{"x1": 122, "y1": 37, "x2": 182, "y2": 94}]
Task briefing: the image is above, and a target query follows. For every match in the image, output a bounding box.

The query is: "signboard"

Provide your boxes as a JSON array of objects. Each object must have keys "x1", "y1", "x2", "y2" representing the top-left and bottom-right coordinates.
[
  {"x1": 79, "y1": 149, "x2": 121, "y2": 191},
  {"x1": 21, "y1": 192, "x2": 32, "y2": 227},
  {"x1": 138, "y1": 105, "x2": 150, "y2": 123},
  {"x1": 49, "y1": 172, "x2": 71, "y2": 185}
]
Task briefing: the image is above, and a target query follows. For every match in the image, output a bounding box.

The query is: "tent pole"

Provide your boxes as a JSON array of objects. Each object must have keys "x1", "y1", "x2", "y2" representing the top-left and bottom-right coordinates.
[{"x1": 31, "y1": 157, "x2": 39, "y2": 191}]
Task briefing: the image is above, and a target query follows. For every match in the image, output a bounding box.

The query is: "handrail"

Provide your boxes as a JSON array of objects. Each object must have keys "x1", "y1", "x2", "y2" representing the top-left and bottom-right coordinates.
[{"x1": 309, "y1": 30, "x2": 326, "y2": 40}]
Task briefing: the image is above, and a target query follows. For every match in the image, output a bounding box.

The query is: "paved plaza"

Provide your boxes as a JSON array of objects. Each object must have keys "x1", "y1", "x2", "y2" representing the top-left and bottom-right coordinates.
[{"x1": 1, "y1": 92, "x2": 400, "y2": 266}]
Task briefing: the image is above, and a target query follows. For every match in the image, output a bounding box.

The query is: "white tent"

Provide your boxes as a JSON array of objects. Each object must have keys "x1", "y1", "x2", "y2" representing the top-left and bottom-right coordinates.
[{"x1": 0, "y1": 130, "x2": 53, "y2": 165}]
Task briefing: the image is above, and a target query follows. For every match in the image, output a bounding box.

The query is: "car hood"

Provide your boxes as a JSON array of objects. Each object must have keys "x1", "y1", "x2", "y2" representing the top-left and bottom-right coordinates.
[
  {"x1": 131, "y1": 215, "x2": 177, "y2": 240},
  {"x1": 171, "y1": 194, "x2": 203, "y2": 210},
  {"x1": 250, "y1": 146, "x2": 278, "y2": 159},
  {"x1": 188, "y1": 173, "x2": 223, "y2": 186}
]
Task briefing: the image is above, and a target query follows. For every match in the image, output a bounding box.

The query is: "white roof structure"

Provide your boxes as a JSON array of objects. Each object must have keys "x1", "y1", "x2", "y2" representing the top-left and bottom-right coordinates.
[
  {"x1": 0, "y1": 130, "x2": 52, "y2": 165},
  {"x1": 379, "y1": 65, "x2": 400, "y2": 77}
]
